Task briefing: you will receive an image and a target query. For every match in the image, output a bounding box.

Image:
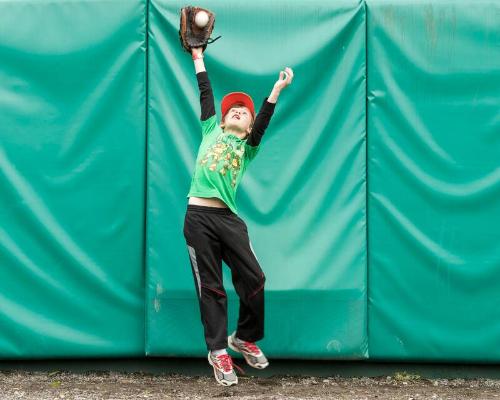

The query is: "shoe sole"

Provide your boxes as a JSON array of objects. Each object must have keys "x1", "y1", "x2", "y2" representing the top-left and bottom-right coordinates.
[
  {"x1": 207, "y1": 353, "x2": 238, "y2": 386},
  {"x1": 227, "y1": 335, "x2": 269, "y2": 369}
]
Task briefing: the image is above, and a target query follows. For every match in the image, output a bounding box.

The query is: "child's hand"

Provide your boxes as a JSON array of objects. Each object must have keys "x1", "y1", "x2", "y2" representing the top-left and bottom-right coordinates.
[{"x1": 273, "y1": 67, "x2": 294, "y2": 91}]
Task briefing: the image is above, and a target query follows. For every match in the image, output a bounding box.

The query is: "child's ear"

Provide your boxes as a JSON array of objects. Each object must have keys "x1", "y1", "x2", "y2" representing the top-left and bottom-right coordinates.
[{"x1": 246, "y1": 119, "x2": 254, "y2": 134}]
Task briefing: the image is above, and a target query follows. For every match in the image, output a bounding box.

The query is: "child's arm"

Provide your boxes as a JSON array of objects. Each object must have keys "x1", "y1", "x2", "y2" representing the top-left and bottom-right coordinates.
[
  {"x1": 247, "y1": 67, "x2": 294, "y2": 147},
  {"x1": 192, "y1": 47, "x2": 216, "y2": 121},
  {"x1": 246, "y1": 98, "x2": 276, "y2": 147}
]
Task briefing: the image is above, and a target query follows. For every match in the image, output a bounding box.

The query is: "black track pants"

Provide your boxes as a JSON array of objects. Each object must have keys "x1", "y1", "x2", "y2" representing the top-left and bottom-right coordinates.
[{"x1": 183, "y1": 204, "x2": 266, "y2": 351}]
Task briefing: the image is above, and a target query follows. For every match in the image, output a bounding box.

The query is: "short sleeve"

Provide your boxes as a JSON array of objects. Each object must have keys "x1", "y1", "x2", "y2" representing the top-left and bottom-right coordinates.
[
  {"x1": 201, "y1": 114, "x2": 217, "y2": 137},
  {"x1": 244, "y1": 142, "x2": 261, "y2": 162}
]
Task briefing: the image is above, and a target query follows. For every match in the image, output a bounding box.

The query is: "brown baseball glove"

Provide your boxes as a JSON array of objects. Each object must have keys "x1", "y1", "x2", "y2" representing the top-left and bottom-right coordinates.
[{"x1": 179, "y1": 6, "x2": 221, "y2": 53}]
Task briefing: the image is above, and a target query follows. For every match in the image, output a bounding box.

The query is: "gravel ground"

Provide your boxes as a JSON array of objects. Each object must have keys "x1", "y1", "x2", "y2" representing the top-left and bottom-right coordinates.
[{"x1": 1, "y1": 370, "x2": 500, "y2": 400}]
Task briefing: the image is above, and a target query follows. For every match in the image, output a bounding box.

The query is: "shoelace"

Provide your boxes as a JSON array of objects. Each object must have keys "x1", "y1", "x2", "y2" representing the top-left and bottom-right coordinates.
[
  {"x1": 214, "y1": 353, "x2": 246, "y2": 375},
  {"x1": 215, "y1": 353, "x2": 234, "y2": 373},
  {"x1": 232, "y1": 362, "x2": 245, "y2": 375},
  {"x1": 242, "y1": 341, "x2": 260, "y2": 355}
]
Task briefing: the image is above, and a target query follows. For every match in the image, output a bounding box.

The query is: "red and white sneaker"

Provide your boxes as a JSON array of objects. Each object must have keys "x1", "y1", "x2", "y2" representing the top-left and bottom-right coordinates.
[
  {"x1": 228, "y1": 332, "x2": 269, "y2": 369},
  {"x1": 207, "y1": 351, "x2": 241, "y2": 386}
]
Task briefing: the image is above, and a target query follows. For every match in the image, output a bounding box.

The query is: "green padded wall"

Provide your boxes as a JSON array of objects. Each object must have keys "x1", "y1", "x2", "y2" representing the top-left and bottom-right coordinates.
[
  {"x1": 2, "y1": 0, "x2": 498, "y2": 363},
  {"x1": 367, "y1": 0, "x2": 500, "y2": 361},
  {"x1": 146, "y1": 0, "x2": 368, "y2": 358},
  {"x1": 0, "y1": 0, "x2": 146, "y2": 358}
]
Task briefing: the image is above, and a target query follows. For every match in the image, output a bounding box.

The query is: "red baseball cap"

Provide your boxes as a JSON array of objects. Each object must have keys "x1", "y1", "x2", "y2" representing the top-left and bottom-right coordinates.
[{"x1": 221, "y1": 92, "x2": 255, "y2": 121}]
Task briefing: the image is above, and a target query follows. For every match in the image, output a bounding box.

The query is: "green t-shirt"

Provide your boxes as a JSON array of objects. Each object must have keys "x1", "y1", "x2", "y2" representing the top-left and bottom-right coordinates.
[{"x1": 187, "y1": 114, "x2": 260, "y2": 215}]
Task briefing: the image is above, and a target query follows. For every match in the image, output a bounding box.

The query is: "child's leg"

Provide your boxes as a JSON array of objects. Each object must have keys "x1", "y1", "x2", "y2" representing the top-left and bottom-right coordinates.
[
  {"x1": 219, "y1": 214, "x2": 266, "y2": 343},
  {"x1": 183, "y1": 207, "x2": 229, "y2": 351}
]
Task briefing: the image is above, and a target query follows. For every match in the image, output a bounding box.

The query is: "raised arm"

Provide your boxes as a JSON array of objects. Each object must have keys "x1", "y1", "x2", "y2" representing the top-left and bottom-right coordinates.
[
  {"x1": 247, "y1": 97, "x2": 276, "y2": 147},
  {"x1": 247, "y1": 67, "x2": 294, "y2": 147},
  {"x1": 192, "y1": 48, "x2": 216, "y2": 121}
]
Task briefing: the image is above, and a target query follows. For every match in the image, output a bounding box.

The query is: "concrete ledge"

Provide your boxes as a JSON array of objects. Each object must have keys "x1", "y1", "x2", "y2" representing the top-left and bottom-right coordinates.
[{"x1": 1, "y1": 358, "x2": 499, "y2": 379}]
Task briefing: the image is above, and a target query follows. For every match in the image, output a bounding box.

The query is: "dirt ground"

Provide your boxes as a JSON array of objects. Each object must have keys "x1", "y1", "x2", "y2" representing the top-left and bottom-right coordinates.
[{"x1": 1, "y1": 370, "x2": 500, "y2": 400}]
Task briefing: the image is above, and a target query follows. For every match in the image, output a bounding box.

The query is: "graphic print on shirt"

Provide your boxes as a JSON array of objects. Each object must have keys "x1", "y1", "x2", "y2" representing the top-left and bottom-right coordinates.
[{"x1": 200, "y1": 133, "x2": 245, "y2": 187}]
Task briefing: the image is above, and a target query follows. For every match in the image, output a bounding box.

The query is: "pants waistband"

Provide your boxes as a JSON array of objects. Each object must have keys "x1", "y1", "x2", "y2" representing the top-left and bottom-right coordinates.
[{"x1": 187, "y1": 204, "x2": 234, "y2": 215}]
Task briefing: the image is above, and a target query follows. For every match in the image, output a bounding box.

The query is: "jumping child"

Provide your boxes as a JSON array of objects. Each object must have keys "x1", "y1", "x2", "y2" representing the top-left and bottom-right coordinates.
[{"x1": 183, "y1": 45, "x2": 293, "y2": 386}]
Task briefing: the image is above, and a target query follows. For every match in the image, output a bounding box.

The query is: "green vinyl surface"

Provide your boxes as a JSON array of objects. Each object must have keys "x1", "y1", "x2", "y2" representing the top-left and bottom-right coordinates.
[
  {"x1": 145, "y1": 0, "x2": 368, "y2": 358},
  {"x1": 366, "y1": 0, "x2": 500, "y2": 362},
  {"x1": 1, "y1": 0, "x2": 499, "y2": 363},
  {"x1": 0, "y1": 0, "x2": 146, "y2": 358}
]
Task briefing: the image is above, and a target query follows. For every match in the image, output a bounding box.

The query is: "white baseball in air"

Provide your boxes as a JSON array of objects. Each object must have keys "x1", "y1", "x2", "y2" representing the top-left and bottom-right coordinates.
[{"x1": 195, "y1": 11, "x2": 209, "y2": 28}]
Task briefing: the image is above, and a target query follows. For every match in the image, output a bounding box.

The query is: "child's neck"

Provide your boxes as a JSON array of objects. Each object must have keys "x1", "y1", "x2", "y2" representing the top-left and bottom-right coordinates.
[{"x1": 223, "y1": 127, "x2": 247, "y2": 139}]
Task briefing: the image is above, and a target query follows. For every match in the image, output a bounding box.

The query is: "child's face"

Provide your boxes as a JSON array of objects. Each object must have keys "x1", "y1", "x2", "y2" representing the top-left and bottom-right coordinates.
[{"x1": 222, "y1": 105, "x2": 253, "y2": 134}]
